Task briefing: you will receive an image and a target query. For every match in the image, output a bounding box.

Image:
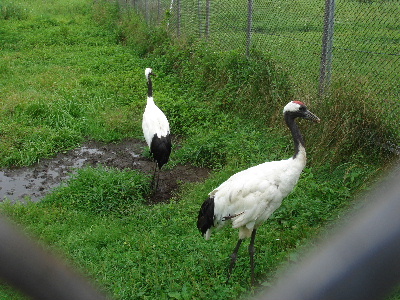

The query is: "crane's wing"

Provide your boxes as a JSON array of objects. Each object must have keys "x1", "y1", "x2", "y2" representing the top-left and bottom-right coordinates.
[{"x1": 210, "y1": 158, "x2": 302, "y2": 230}]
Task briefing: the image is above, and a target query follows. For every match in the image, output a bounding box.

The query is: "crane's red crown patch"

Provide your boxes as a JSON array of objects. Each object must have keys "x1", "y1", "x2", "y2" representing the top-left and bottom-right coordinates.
[{"x1": 293, "y1": 100, "x2": 305, "y2": 106}]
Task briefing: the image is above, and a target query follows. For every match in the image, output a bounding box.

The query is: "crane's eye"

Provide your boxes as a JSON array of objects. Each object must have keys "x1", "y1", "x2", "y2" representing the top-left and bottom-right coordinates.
[{"x1": 299, "y1": 106, "x2": 306, "y2": 111}]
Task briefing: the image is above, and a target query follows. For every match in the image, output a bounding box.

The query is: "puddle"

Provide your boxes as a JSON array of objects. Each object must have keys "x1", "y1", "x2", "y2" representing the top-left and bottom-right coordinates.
[
  {"x1": 0, "y1": 171, "x2": 45, "y2": 202},
  {"x1": 0, "y1": 139, "x2": 210, "y2": 203}
]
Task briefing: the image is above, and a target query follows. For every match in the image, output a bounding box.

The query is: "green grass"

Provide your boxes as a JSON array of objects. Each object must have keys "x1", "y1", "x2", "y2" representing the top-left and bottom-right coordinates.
[
  {"x1": 0, "y1": 162, "x2": 368, "y2": 300},
  {"x1": 0, "y1": 0, "x2": 399, "y2": 299},
  {"x1": 0, "y1": 0, "x2": 145, "y2": 166}
]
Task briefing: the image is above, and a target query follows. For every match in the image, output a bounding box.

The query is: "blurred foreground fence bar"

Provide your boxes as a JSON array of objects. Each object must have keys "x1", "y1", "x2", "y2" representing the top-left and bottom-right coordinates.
[
  {"x1": 258, "y1": 165, "x2": 400, "y2": 300},
  {"x1": 0, "y1": 216, "x2": 110, "y2": 300}
]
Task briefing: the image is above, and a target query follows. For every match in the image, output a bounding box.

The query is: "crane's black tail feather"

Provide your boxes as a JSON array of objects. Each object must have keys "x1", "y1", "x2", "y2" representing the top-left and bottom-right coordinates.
[
  {"x1": 197, "y1": 197, "x2": 215, "y2": 236},
  {"x1": 150, "y1": 133, "x2": 172, "y2": 169}
]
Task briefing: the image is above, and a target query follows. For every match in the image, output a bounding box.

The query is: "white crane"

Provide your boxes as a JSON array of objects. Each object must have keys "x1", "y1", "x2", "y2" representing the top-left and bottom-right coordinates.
[
  {"x1": 142, "y1": 68, "x2": 172, "y2": 189},
  {"x1": 197, "y1": 100, "x2": 320, "y2": 285}
]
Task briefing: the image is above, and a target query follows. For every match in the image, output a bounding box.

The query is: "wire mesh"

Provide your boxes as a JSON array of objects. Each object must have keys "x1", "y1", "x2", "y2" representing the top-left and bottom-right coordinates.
[
  {"x1": 123, "y1": 0, "x2": 400, "y2": 155},
  {"x1": 129, "y1": 0, "x2": 399, "y2": 103}
]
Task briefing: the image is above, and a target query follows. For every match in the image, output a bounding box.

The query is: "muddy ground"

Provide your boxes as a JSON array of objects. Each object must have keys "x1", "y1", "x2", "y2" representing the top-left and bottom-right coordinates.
[{"x1": 0, "y1": 139, "x2": 210, "y2": 204}]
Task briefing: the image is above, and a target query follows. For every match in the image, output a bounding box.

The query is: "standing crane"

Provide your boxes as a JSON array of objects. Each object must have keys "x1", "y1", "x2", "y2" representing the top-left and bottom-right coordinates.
[
  {"x1": 197, "y1": 100, "x2": 320, "y2": 285},
  {"x1": 142, "y1": 68, "x2": 172, "y2": 190}
]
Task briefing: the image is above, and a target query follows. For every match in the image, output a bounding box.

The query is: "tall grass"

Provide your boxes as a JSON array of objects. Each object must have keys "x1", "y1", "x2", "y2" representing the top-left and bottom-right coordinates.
[{"x1": 0, "y1": 1, "x2": 399, "y2": 300}]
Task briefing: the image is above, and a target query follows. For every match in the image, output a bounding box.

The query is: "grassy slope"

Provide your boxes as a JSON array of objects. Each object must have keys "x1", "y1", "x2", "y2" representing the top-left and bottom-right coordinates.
[
  {"x1": 0, "y1": 1, "x2": 398, "y2": 299},
  {"x1": 0, "y1": 0, "x2": 145, "y2": 166}
]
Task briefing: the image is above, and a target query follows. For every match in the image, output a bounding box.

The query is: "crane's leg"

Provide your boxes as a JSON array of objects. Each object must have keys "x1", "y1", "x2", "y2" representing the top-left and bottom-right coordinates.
[
  {"x1": 151, "y1": 163, "x2": 159, "y2": 192},
  {"x1": 249, "y1": 229, "x2": 257, "y2": 285},
  {"x1": 154, "y1": 167, "x2": 160, "y2": 191},
  {"x1": 226, "y1": 239, "x2": 243, "y2": 283}
]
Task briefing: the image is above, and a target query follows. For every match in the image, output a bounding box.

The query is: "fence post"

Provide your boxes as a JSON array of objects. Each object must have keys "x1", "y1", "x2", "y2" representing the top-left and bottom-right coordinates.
[
  {"x1": 144, "y1": 0, "x2": 147, "y2": 23},
  {"x1": 177, "y1": 0, "x2": 181, "y2": 37},
  {"x1": 246, "y1": 0, "x2": 254, "y2": 57},
  {"x1": 157, "y1": 0, "x2": 160, "y2": 23},
  {"x1": 205, "y1": 0, "x2": 210, "y2": 38},
  {"x1": 319, "y1": 0, "x2": 335, "y2": 97},
  {"x1": 198, "y1": 0, "x2": 202, "y2": 37},
  {"x1": 132, "y1": 0, "x2": 137, "y2": 13}
]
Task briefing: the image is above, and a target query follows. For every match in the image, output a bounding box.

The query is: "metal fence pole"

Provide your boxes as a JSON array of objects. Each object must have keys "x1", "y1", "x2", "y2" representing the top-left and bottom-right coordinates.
[
  {"x1": 319, "y1": 0, "x2": 335, "y2": 97},
  {"x1": 132, "y1": 0, "x2": 137, "y2": 13},
  {"x1": 246, "y1": 0, "x2": 254, "y2": 57},
  {"x1": 205, "y1": 0, "x2": 210, "y2": 38},
  {"x1": 198, "y1": 0, "x2": 202, "y2": 37},
  {"x1": 157, "y1": 0, "x2": 160, "y2": 23},
  {"x1": 177, "y1": 0, "x2": 181, "y2": 37},
  {"x1": 145, "y1": 0, "x2": 149, "y2": 24}
]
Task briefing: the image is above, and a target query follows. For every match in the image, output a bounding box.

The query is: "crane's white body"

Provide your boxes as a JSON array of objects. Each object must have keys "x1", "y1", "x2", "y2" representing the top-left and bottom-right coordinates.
[
  {"x1": 142, "y1": 96, "x2": 170, "y2": 147},
  {"x1": 142, "y1": 68, "x2": 171, "y2": 171},
  {"x1": 205, "y1": 145, "x2": 306, "y2": 240},
  {"x1": 197, "y1": 100, "x2": 319, "y2": 284}
]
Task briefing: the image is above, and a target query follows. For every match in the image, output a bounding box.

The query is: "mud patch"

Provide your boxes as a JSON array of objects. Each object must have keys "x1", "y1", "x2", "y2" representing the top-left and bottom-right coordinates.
[{"x1": 0, "y1": 139, "x2": 210, "y2": 203}]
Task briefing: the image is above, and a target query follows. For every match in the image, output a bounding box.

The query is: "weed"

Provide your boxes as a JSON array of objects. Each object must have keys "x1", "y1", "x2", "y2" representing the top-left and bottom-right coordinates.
[{"x1": 42, "y1": 166, "x2": 151, "y2": 215}]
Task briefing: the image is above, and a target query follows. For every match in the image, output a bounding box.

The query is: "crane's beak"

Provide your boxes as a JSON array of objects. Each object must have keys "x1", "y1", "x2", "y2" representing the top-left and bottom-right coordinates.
[{"x1": 304, "y1": 110, "x2": 320, "y2": 123}]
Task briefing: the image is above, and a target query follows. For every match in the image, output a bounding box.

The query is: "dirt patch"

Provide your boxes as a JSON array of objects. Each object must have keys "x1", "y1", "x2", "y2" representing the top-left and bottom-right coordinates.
[{"x1": 0, "y1": 139, "x2": 210, "y2": 204}]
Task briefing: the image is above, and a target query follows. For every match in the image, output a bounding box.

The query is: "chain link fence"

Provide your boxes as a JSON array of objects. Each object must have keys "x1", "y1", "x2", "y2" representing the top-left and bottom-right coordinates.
[{"x1": 123, "y1": 0, "x2": 399, "y2": 107}]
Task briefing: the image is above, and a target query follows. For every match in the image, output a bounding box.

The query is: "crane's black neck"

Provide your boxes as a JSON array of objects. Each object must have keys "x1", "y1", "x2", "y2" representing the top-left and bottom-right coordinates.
[
  {"x1": 147, "y1": 75, "x2": 153, "y2": 98},
  {"x1": 284, "y1": 112, "x2": 305, "y2": 158}
]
